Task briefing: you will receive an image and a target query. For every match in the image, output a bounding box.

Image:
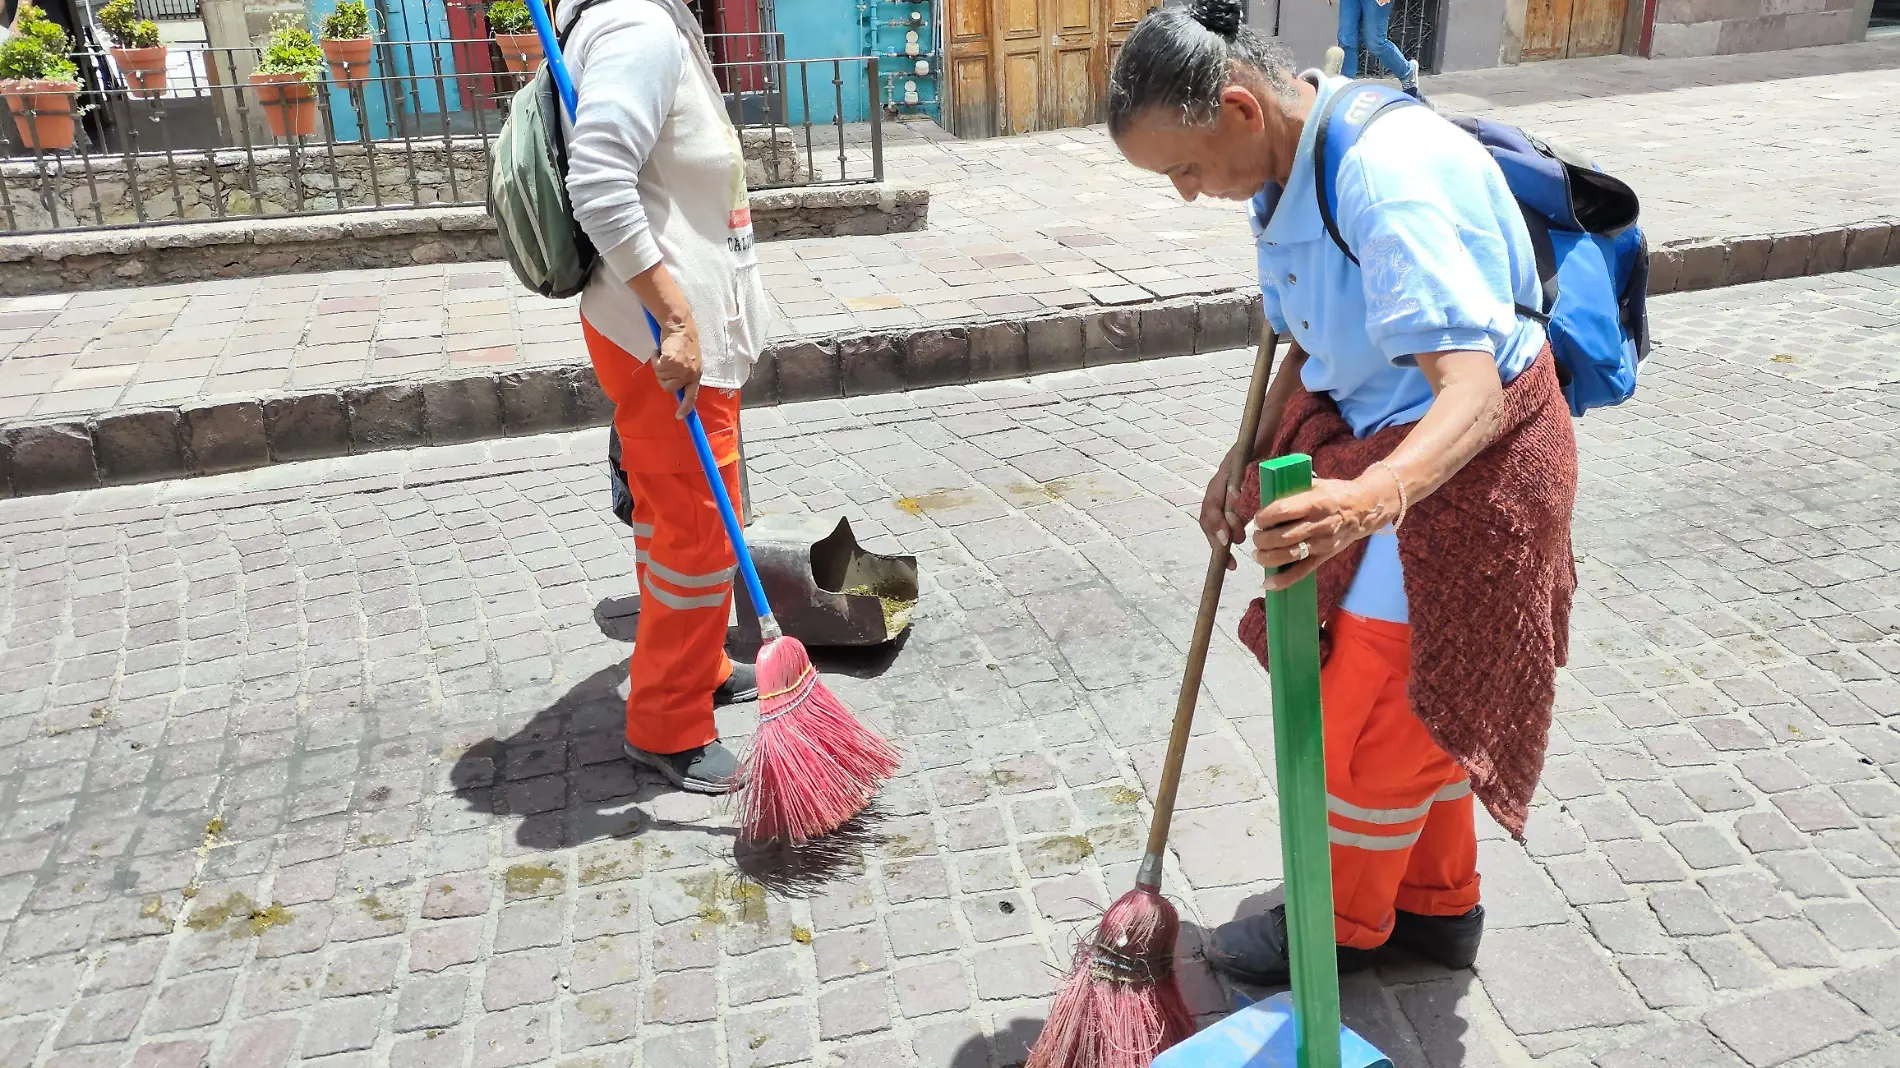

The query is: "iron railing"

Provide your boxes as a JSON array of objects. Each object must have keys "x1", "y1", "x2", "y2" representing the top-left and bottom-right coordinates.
[
  {"x1": 0, "y1": 36, "x2": 883, "y2": 234},
  {"x1": 135, "y1": 0, "x2": 202, "y2": 21}
]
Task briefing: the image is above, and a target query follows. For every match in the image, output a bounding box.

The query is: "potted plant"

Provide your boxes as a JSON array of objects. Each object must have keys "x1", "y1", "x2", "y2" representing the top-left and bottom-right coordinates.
[
  {"x1": 0, "y1": 2, "x2": 81, "y2": 151},
  {"x1": 248, "y1": 18, "x2": 323, "y2": 139},
  {"x1": 99, "y1": 0, "x2": 167, "y2": 99},
  {"x1": 318, "y1": 0, "x2": 374, "y2": 88},
  {"x1": 486, "y1": 0, "x2": 541, "y2": 75}
]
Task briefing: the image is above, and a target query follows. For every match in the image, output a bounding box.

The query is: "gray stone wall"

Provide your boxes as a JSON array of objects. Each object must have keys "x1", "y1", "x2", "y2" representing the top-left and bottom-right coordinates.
[
  {"x1": 1650, "y1": 0, "x2": 1865, "y2": 57},
  {"x1": 0, "y1": 129, "x2": 808, "y2": 234}
]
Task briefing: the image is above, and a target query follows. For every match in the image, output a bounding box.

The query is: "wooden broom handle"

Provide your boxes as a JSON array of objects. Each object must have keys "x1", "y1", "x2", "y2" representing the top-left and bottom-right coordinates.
[{"x1": 1137, "y1": 320, "x2": 1283, "y2": 885}]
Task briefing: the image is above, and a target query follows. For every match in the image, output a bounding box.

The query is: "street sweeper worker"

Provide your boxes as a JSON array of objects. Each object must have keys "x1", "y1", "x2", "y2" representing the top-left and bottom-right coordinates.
[
  {"x1": 560, "y1": 0, "x2": 771, "y2": 794},
  {"x1": 1109, "y1": 0, "x2": 1578, "y2": 983}
]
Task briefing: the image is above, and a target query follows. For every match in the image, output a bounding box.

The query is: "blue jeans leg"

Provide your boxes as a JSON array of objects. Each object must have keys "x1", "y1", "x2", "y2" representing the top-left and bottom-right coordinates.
[
  {"x1": 1362, "y1": 0, "x2": 1411, "y2": 81},
  {"x1": 1337, "y1": 0, "x2": 1363, "y2": 77}
]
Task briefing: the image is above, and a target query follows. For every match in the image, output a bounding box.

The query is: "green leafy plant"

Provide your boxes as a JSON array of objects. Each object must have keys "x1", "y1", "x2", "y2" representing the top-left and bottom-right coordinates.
[
  {"x1": 485, "y1": 0, "x2": 533, "y2": 36},
  {"x1": 98, "y1": 0, "x2": 162, "y2": 49},
  {"x1": 253, "y1": 17, "x2": 323, "y2": 79},
  {"x1": 0, "y1": 3, "x2": 79, "y2": 82},
  {"x1": 319, "y1": 0, "x2": 372, "y2": 41}
]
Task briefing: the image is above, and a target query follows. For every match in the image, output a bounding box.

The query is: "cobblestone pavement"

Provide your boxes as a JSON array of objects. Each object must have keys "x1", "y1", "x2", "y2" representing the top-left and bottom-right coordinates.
[
  {"x1": 1, "y1": 270, "x2": 1897, "y2": 1068},
  {"x1": 3, "y1": 41, "x2": 1898, "y2": 428}
]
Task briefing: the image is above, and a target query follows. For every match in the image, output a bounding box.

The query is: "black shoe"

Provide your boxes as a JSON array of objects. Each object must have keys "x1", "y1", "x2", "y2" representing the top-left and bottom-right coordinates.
[
  {"x1": 624, "y1": 740, "x2": 741, "y2": 795},
  {"x1": 1390, "y1": 905, "x2": 1484, "y2": 970},
  {"x1": 1206, "y1": 904, "x2": 1377, "y2": 987},
  {"x1": 715, "y1": 661, "x2": 759, "y2": 706}
]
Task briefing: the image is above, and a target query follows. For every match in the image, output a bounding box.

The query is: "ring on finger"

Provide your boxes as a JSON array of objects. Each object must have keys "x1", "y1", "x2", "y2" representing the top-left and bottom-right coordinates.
[{"x1": 1292, "y1": 541, "x2": 1310, "y2": 562}]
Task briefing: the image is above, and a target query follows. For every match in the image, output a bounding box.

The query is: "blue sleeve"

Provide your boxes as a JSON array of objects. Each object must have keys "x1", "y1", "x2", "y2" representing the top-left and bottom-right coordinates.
[
  {"x1": 1251, "y1": 207, "x2": 1290, "y2": 334},
  {"x1": 1336, "y1": 152, "x2": 1519, "y2": 369}
]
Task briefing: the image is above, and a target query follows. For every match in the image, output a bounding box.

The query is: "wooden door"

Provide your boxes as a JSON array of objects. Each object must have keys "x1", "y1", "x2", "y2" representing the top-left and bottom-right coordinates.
[
  {"x1": 943, "y1": 0, "x2": 1152, "y2": 138},
  {"x1": 1047, "y1": 0, "x2": 1101, "y2": 129},
  {"x1": 947, "y1": 0, "x2": 997, "y2": 137},
  {"x1": 1566, "y1": 0, "x2": 1626, "y2": 56},
  {"x1": 1522, "y1": 0, "x2": 1625, "y2": 60},
  {"x1": 998, "y1": 0, "x2": 1047, "y2": 135},
  {"x1": 1106, "y1": 0, "x2": 1145, "y2": 74}
]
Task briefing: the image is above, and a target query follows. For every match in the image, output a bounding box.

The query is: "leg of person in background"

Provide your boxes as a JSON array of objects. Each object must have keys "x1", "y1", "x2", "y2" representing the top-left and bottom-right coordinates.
[
  {"x1": 1337, "y1": 0, "x2": 1363, "y2": 78},
  {"x1": 1363, "y1": 0, "x2": 1420, "y2": 89},
  {"x1": 584, "y1": 317, "x2": 758, "y2": 795},
  {"x1": 607, "y1": 428, "x2": 637, "y2": 528}
]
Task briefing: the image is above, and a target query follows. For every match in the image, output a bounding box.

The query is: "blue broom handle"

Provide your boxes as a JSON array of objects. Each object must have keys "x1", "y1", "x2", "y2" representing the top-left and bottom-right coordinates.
[
  {"x1": 678, "y1": 395, "x2": 777, "y2": 628},
  {"x1": 527, "y1": 0, "x2": 779, "y2": 629}
]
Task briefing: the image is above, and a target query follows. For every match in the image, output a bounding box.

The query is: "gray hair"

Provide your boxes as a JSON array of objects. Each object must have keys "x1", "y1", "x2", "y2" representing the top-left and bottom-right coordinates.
[{"x1": 1107, "y1": 0, "x2": 1298, "y2": 137}]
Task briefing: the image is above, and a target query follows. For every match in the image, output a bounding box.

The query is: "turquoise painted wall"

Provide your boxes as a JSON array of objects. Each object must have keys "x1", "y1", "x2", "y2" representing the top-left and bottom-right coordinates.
[
  {"x1": 776, "y1": 0, "x2": 939, "y2": 124},
  {"x1": 776, "y1": 0, "x2": 868, "y2": 124}
]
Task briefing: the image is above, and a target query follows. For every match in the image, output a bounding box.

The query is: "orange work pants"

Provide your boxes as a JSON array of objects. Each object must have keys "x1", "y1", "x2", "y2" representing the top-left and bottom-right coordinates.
[
  {"x1": 583, "y1": 317, "x2": 741, "y2": 755},
  {"x1": 1322, "y1": 611, "x2": 1482, "y2": 950}
]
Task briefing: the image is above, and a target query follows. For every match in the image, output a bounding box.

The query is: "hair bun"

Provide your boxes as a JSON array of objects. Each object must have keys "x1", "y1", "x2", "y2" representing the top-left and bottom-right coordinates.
[{"x1": 1188, "y1": 0, "x2": 1242, "y2": 38}]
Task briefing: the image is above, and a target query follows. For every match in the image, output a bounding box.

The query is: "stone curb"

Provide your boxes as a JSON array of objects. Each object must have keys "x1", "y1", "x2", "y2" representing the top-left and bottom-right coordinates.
[
  {"x1": 2, "y1": 222, "x2": 1895, "y2": 499},
  {"x1": 0, "y1": 185, "x2": 930, "y2": 296}
]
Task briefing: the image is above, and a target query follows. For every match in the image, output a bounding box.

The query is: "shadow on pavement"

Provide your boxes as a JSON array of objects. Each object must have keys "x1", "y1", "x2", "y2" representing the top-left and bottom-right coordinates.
[{"x1": 448, "y1": 596, "x2": 895, "y2": 895}]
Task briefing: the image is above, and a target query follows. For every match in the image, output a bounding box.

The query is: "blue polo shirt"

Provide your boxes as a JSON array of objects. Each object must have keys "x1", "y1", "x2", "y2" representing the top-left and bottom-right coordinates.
[{"x1": 1253, "y1": 74, "x2": 1546, "y2": 623}]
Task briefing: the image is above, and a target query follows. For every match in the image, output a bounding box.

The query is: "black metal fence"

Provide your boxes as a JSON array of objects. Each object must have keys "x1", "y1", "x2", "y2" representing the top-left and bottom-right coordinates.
[
  {"x1": 134, "y1": 0, "x2": 202, "y2": 21},
  {"x1": 0, "y1": 34, "x2": 883, "y2": 234}
]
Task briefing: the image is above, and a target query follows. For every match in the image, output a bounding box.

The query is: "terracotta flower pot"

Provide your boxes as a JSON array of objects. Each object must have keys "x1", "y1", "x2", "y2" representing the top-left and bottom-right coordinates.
[
  {"x1": 249, "y1": 71, "x2": 319, "y2": 139},
  {"x1": 494, "y1": 32, "x2": 543, "y2": 74},
  {"x1": 321, "y1": 36, "x2": 374, "y2": 88},
  {"x1": 112, "y1": 45, "x2": 169, "y2": 100},
  {"x1": 0, "y1": 79, "x2": 80, "y2": 152}
]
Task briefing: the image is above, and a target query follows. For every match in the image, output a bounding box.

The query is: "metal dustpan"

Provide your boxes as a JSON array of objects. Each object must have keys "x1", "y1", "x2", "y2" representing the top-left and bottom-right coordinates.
[
  {"x1": 1157, "y1": 456, "x2": 1391, "y2": 1068},
  {"x1": 732, "y1": 514, "x2": 918, "y2": 648}
]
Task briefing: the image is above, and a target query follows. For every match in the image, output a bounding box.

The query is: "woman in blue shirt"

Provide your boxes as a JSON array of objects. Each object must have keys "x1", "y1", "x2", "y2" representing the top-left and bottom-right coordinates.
[{"x1": 1104, "y1": 0, "x2": 1580, "y2": 985}]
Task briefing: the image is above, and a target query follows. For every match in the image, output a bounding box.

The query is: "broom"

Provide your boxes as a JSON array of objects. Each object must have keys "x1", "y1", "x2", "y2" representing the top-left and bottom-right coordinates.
[
  {"x1": 1028, "y1": 322, "x2": 1282, "y2": 1068},
  {"x1": 523, "y1": 0, "x2": 900, "y2": 845}
]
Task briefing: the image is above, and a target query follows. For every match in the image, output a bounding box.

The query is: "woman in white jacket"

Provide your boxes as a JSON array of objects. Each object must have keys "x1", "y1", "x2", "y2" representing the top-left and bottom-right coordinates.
[{"x1": 560, "y1": 0, "x2": 771, "y2": 793}]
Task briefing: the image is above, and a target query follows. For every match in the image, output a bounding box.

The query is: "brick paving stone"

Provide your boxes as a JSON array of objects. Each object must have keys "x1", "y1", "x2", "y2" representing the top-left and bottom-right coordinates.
[
  {"x1": 1827, "y1": 958, "x2": 1900, "y2": 1030},
  {"x1": 1474, "y1": 924, "x2": 1645, "y2": 1034},
  {"x1": 726, "y1": 1003, "x2": 813, "y2": 1068},
  {"x1": 1592, "y1": 1025, "x2": 1749, "y2": 1068},
  {"x1": 561, "y1": 986, "x2": 641, "y2": 1051},
  {"x1": 394, "y1": 972, "x2": 467, "y2": 1032},
  {"x1": 895, "y1": 959, "x2": 971, "y2": 1017},
  {"x1": 1687, "y1": 938, "x2": 1771, "y2": 991},
  {"x1": 818, "y1": 978, "x2": 893, "y2": 1041},
  {"x1": 1619, "y1": 956, "x2": 1709, "y2": 1010},
  {"x1": 1702, "y1": 987, "x2": 1873, "y2": 1067},
  {"x1": 1803, "y1": 900, "x2": 1900, "y2": 952}
]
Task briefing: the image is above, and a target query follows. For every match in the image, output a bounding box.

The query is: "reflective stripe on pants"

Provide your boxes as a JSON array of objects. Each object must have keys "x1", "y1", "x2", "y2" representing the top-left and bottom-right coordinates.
[
  {"x1": 584, "y1": 316, "x2": 740, "y2": 755},
  {"x1": 1322, "y1": 611, "x2": 1482, "y2": 950}
]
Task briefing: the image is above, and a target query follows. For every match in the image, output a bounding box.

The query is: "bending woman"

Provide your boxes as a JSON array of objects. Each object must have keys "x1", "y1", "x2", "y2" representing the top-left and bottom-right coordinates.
[{"x1": 1109, "y1": 0, "x2": 1577, "y2": 980}]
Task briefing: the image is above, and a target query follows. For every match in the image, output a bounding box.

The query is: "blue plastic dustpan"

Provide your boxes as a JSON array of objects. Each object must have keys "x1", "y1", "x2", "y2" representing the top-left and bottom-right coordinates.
[{"x1": 1151, "y1": 992, "x2": 1393, "y2": 1068}]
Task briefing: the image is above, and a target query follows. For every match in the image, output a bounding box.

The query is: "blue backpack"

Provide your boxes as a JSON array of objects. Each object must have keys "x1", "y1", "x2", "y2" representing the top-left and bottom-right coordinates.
[{"x1": 1313, "y1": 81, "x2": 1648, "y2": 418}]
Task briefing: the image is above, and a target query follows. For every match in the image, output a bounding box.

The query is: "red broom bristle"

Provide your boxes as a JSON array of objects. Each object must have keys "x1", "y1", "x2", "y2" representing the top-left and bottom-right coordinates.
[
  {"x1": 738, "y1": 635, "x2": 901, "y2": 845},
  {"x1": 1027, "y1": 887, "x2": 1195, "y2": 1068}
]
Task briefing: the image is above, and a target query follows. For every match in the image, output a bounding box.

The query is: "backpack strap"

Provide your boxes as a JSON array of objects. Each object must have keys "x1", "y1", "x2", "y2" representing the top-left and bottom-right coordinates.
[
  {"x1": 1315, "y1": 80, "x2": 1551, "y2": 324},
  {"x1": 557, "y1": 0, "x2": 617, "y2": 49},
  {"x1": 1313, "y1": 80, "x2": 1418, "y2": 267}
]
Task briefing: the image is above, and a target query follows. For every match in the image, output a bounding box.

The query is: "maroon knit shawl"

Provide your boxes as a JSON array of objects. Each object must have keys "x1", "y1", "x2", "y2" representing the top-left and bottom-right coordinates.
[{"x1": 1236, "y1": 350, "x2": 1578, "y2": 839}]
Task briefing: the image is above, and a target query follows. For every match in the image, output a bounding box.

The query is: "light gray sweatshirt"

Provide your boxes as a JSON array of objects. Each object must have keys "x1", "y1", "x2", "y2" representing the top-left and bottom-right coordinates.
[{"x1": 558, "y1": 0, "x2": 769, "y2": 389}]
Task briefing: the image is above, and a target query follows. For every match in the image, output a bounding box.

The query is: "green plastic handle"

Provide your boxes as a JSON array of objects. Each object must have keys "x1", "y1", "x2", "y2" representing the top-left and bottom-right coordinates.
[{"x1": 1260, "y1": 454, "x2": 1342, "y2": 1068}]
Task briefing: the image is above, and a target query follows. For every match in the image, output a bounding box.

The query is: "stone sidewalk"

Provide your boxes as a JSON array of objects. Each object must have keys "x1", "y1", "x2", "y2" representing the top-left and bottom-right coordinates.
[
  {"x1": 2, "y1": 39, "x2": 1900, "y2": 484},
  {"x1": 0, "y1": 270, "x2": 1895, "y2": 1067}
]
